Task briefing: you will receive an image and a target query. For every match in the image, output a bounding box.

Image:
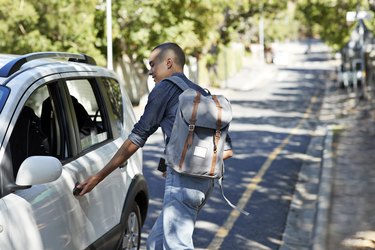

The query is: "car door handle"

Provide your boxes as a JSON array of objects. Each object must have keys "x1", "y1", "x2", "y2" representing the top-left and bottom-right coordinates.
[{"x1": 119, "y1": 160, "x2": 128, "y2": 169}]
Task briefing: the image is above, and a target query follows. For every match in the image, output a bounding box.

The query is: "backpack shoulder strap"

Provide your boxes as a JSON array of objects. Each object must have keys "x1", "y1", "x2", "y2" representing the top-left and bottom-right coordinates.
[{"x1": 165, "y1": 75, "x2": 190, "y2": 91}]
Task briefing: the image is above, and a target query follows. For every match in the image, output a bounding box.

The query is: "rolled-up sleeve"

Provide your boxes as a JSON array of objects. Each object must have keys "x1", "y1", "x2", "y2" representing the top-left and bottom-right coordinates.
[{"x1": 128, "y1": 132, "x2": 147, "y2": 148}]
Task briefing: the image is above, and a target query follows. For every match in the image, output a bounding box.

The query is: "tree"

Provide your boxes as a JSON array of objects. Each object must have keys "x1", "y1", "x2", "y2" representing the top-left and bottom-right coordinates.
[
  {"x1": 93, "y1": 0, "x2": 234, "y2": 74},
  {"x1": 0, "y1": 0, "x2": 104, "y2": 64},
  {"x1": 0, "y1": 0, "x2": 50, "y2": 53},
  {"x1": 295, "y1": 0, "x2": 364, "y2": 51},
  {"x1": 1, "y1": 0, "x2": 292, "y2": 91},
  {"x1": 221, "y1": 0, "x2": 290, "y2": 42}
]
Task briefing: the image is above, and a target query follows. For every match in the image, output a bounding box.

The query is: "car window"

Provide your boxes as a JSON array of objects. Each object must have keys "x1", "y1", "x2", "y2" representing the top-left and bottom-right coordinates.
[
  {"x1": 9, "y1": 85, "x2": 64, "y2": 177},
  {"x1": 66, "y1": 79, "x2": 108, "y2": 150},
  {"x1": 102, "y1": 78, "x2": 123, "y2": 137}
]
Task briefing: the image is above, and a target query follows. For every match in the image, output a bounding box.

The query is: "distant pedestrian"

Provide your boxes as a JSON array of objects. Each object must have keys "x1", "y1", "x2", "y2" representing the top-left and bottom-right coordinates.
[{"x1": 77, "y1": 42, "x2": 233, "y2": 249}]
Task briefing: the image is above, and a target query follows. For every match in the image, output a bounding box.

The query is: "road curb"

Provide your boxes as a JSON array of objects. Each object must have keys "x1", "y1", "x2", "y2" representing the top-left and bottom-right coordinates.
[
  {"x1": 312, "y1": 127, "x2": 334, "y2": 250},
  {"x1": 279, "y1": 126, "x2": 332, "y2": 250}
]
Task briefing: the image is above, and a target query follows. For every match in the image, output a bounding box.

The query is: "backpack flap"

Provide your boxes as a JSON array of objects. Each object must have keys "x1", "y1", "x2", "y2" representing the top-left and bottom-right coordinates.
[{"x1": 179, "y1": 89, "x2": 232, "y2": 129}]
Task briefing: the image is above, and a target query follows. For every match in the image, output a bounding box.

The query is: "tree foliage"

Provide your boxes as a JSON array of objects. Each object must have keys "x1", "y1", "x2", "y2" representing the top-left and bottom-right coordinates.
[
  {"x1": 295, "y1": 0, "x2": 370, "y2": 51},
  {"x1": 3, "y1": 0, "x2": 374, "y2": 63},
  {"x1": 91, "y1": 0, "x2": 291, "y2": 72},
  {"x1": 94, "y1": 0, "x2": 236, "y2": 71},
  {"x1": 1, "y1": 0, "x2": 292, "y2": 70},
  {"x1": 0, "y1": 0, "x2": 104, "y2": 63}
]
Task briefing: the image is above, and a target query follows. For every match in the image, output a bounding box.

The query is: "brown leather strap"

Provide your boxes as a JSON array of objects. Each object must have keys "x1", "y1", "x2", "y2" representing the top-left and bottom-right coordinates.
[
  {"x1": 187, "y1": 92, "x2": 201, "y2": 146},
  {"x1": 210, "y1": 95, "x2": 222, "y2": 176},
  {"x1": 179, "y1": 91, "x2": 201, "y2": 169},
  {"x1": 212, "y1": 95, "x2": 222, "y2": 134}
]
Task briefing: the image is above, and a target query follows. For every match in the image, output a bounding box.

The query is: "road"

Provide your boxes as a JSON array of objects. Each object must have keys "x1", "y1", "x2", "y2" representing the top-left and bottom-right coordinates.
[{"x1": 138, "y1": 41, "x2": 337, "y2": 249}]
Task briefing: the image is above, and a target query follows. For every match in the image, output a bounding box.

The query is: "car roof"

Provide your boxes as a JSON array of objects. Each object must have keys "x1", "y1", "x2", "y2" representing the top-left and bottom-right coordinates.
[
  {"x1": 0, "y1": 54, "x2": 18, "y2": 68},
  {"x1": 0, "y1": 52, "x2": 99, "y2": 83}
]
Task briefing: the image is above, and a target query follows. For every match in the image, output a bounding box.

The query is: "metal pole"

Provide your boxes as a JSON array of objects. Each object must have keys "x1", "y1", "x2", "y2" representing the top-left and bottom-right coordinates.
[
  {"x1": 106, "y1": 0, "x2": 113, "y2": 70},
  {"x1": 259, "y1": 14, "x2": 265, "y2": 64},
  {"x1": 359, "y1": 20, "x2": 367, "y2": 98},
  {"x1": 356, "y1": 0, "x2": 367, "y2": 98}
]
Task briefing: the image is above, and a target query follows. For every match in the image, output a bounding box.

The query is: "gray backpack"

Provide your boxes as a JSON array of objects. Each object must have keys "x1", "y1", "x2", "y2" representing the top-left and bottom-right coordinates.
[
  {"x1": 165, "y1": 76, "x2": 249, "y2": 216},
  {"x1": 165, "y1": 76, "x2": 231, "y2": 178}
]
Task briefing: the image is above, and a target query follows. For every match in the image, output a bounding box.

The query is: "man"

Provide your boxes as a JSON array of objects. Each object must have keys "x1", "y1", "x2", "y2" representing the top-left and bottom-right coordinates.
[{"x1": 77, "y1": 42, "x2": 233, "y2": 249}]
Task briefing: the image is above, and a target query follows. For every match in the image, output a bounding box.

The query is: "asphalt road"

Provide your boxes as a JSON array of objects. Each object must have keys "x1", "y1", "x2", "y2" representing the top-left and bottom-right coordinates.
[{"x1": 138, "y1": 41, "x2": 337, "y2": 249}]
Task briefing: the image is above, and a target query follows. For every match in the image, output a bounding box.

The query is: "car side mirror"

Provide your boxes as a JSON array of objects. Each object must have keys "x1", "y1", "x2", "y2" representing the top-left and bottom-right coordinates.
[{"x1": 15, "y1": 156, "x2": 62, "y2": 187}]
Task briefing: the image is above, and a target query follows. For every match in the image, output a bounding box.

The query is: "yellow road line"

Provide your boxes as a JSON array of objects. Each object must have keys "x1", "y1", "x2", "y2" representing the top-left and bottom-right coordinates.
[{"x1": 207, "y1": 95, "x2": 318, "y2": 249}]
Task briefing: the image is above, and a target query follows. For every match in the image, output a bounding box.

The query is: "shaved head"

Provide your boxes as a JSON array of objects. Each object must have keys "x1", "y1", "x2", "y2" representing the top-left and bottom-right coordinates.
[{"x1": 152, "y1": 42, "x2": 186, "y2": 68}]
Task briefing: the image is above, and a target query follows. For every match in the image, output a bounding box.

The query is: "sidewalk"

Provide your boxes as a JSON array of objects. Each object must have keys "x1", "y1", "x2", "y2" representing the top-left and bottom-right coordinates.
[
  {"x1": 282, "y1": 79, "x2": 375, "y2": 250},
  {"x1": 319, "y1": 87, "x2": 375, "y2": 249}
]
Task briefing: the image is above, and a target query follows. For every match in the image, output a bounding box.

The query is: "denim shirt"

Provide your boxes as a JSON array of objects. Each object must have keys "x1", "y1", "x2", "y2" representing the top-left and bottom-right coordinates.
[{"x1": 128, "y1": 73, "x2": 232, "y2": 150}]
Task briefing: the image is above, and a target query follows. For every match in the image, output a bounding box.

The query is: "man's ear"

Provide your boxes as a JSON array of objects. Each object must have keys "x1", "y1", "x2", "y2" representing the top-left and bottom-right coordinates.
[{"x1": 166, "y1": 58, "x2": 173, "y2": 69}]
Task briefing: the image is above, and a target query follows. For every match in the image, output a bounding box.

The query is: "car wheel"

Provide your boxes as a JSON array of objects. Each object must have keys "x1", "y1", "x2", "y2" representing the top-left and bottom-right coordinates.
[{"x1": 121, "y1": 202, "x2": 141, "y2": 250}]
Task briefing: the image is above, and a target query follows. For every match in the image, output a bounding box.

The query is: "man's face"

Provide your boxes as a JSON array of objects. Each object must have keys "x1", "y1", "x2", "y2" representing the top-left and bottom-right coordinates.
[{"x1": 148, "y1": 48, "x2": 171, "y2": 84}]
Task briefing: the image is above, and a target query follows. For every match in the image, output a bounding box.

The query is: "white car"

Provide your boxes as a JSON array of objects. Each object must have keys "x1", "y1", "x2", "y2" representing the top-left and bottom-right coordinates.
[{"x1": 0, "y1": 52, "x2": 148, "y2": 250}]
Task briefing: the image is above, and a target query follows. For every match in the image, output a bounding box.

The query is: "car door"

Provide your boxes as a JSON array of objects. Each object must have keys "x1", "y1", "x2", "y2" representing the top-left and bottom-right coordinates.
[
  {"x1": 0, "y1": 77, "x2": 80, "y2": 249},
  {"x1": 27, "y1": 76, "x2": 130, "y2": 249},
  {"x1": 60, "y1": 77, "x2": 129, "y2": 247},
  {"x1": 0, "y1": 77, "x2": 94, "y2": 249},
  {"x1": 0, "y1": 74, "x2": 122, "y2": 249}
]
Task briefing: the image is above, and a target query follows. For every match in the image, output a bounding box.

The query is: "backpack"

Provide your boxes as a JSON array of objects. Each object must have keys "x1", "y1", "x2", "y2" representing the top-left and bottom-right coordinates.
[
  {"x1": 165, "y1": 76, "x2": 231, "y2": 178},
  {"x1": 165, "y1": 76, "x2": 249, "y2": 215}
]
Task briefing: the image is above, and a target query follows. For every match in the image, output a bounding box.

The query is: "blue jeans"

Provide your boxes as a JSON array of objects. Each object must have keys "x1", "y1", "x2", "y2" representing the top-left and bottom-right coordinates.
[{"x1": 146, "y1": 167, "x2": 214, "y2": 250}]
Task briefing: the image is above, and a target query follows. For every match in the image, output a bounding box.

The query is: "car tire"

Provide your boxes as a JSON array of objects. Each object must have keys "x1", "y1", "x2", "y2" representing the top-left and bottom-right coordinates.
[{"x1": 120, "y1": 202, "x2": 141, "y2": 250}]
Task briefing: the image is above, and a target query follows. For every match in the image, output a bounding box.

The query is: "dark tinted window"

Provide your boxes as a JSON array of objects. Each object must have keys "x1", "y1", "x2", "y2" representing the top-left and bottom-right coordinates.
[
  {"x1": 102, "y1": 78, "x2": 123, "y2": 135},
  {"x1": 9, "y1": 85, "x2": 60, "y2": 177}
]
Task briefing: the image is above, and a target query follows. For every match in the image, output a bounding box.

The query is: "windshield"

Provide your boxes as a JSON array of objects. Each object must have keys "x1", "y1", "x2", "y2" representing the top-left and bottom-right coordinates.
[{"x1": 0, "y1": 86, "x2": 10, "y2": 113}]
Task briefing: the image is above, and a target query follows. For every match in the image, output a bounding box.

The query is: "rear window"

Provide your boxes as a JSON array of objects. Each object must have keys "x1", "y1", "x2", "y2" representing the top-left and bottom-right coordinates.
[{"x1": 102, "y1": 78, "x2": 123, "y2": 135}]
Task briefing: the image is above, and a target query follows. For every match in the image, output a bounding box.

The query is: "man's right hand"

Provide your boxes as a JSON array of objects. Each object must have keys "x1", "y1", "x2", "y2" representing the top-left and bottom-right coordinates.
[
  {"x1": 75, "y1": 139, "x2": 140, "y2": 196},
  {"x1": 76, "y1": 174, "x2": 102, "y2": 196}
]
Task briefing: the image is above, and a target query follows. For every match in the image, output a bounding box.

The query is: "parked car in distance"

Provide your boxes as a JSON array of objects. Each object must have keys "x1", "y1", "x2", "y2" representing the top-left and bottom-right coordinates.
[{"x1": 0, "y1": 52, "x2": 148, "y2": 250}]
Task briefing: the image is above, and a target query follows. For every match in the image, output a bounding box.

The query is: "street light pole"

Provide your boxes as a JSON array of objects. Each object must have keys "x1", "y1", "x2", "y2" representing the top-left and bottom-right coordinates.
[
  {"x1": 106, "y1": 0, "x2": 113, "y2": 70},
  {"x1": 259, "y1": 14, "x2": 265, "y2": 64},
  {"x1": 259, "y1": 4, "x2": 265, "y2": 64}
]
